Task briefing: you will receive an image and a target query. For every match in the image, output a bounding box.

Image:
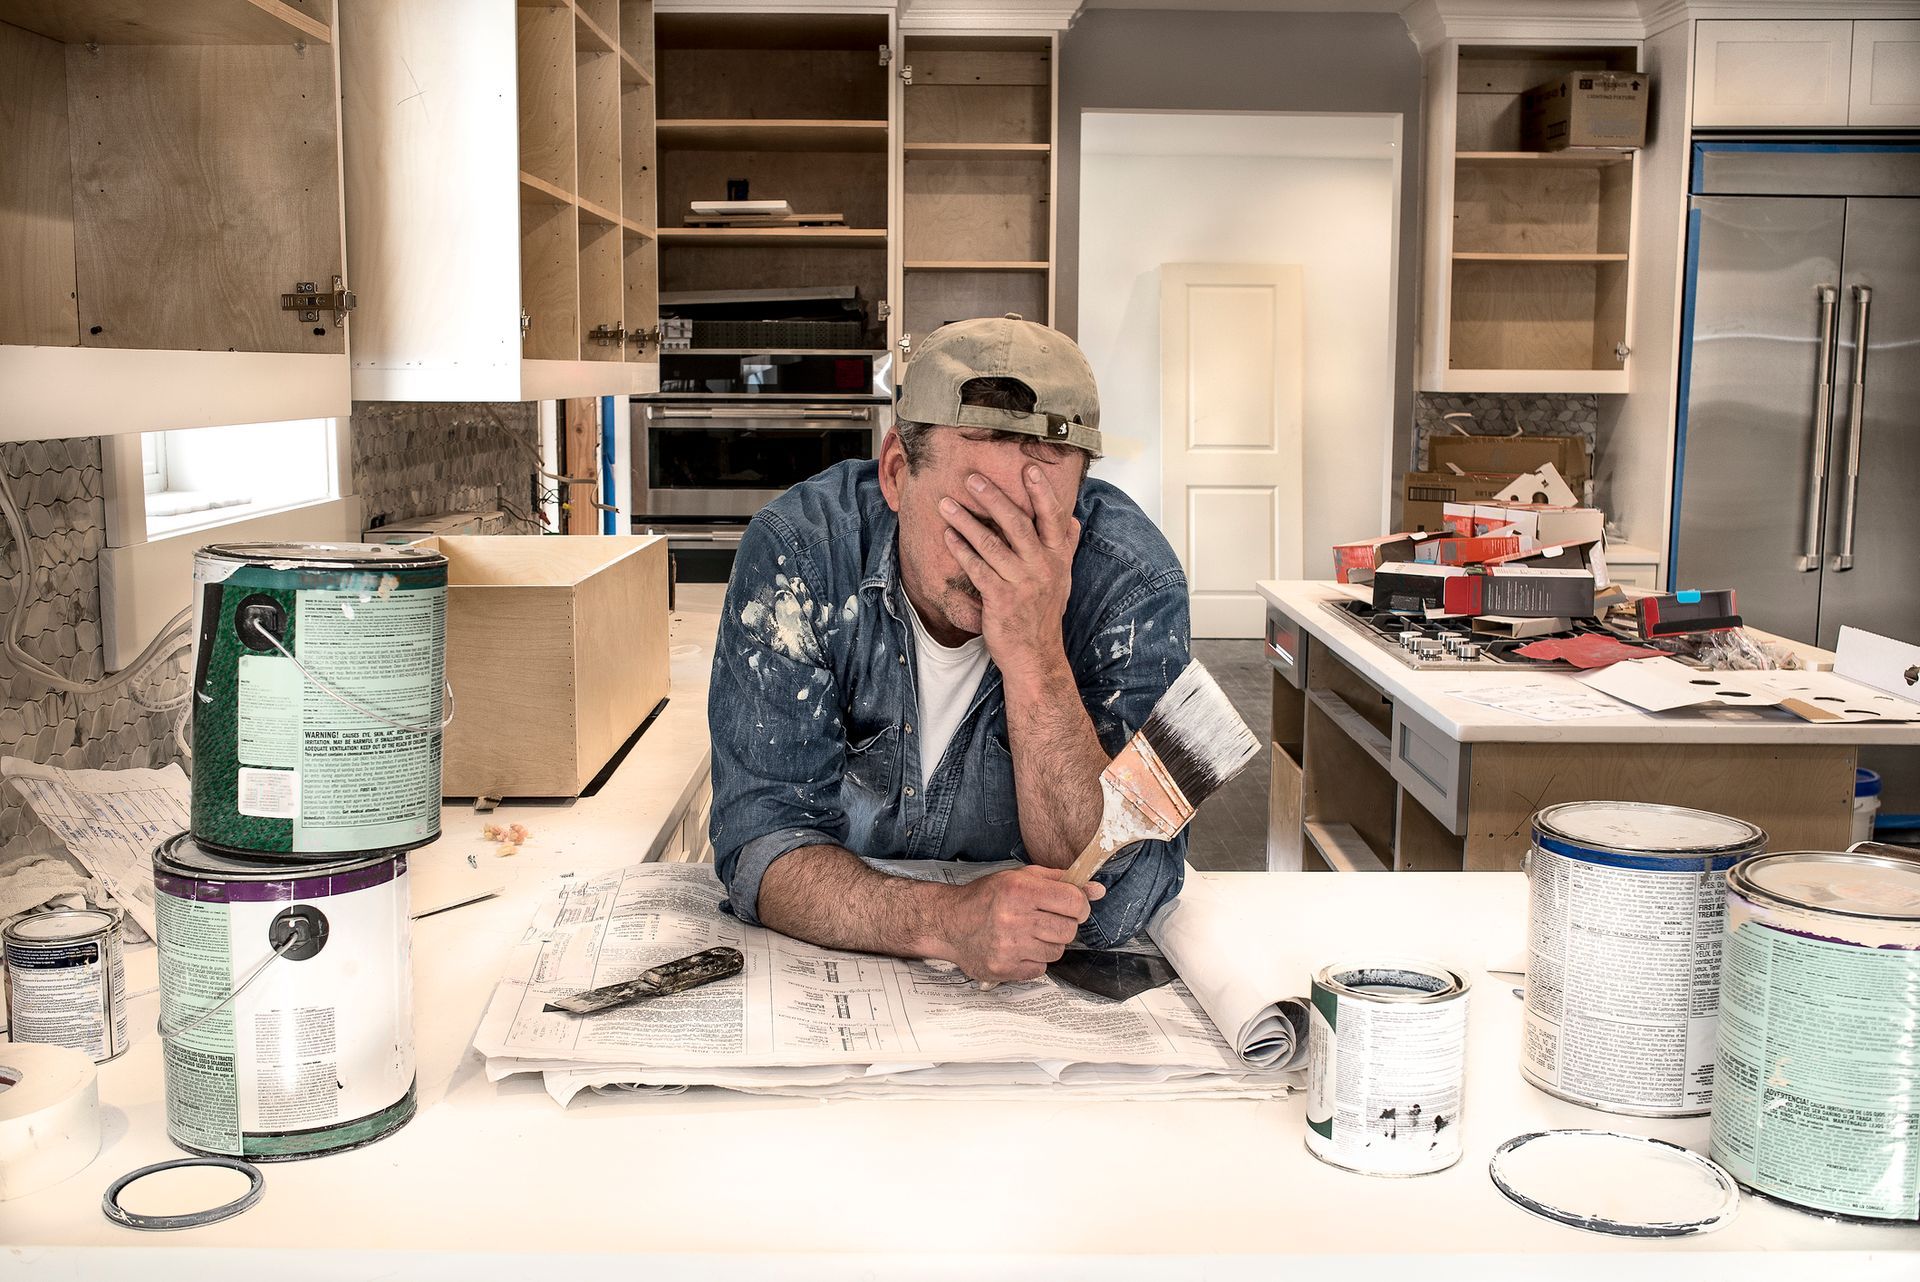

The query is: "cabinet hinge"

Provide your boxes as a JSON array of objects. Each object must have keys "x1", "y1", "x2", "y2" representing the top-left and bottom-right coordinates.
[
  {"x1": 281, "y1": 276, "x2": 355, "y2": 328},
  {"x1": 879, "y1": 44, "x2": 893, "y2": 66},
  {"x1": 629, "y1": 325, "x2": 660, "y2": 353},
  {"x1": 1614, "y1": 342, "x2": 1631, "y2": 364},
  {"x1": 876, "y1": 300, "x2": 893, "y2": 320},
  {"x1": 589, "y1": 323, "x2": 626, "y2": 347},
  {"x1": 898, "y1": 334, "x2": 912, "y2": 357},
  {"x1": 520, "y1": 309, "x2": 531, "y2": 341},
  {"x1": 899, "y1": 64, "x2": 913, "y2": 86}
]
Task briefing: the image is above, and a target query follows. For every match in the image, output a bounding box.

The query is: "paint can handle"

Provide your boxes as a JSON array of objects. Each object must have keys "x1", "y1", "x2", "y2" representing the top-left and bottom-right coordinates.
[
  {"x1": 248, "y1": 620, "x2": 455, "y2": 735},
  {"x1": 157, "y1": 926, "x2": 307, "y2": 1041}
]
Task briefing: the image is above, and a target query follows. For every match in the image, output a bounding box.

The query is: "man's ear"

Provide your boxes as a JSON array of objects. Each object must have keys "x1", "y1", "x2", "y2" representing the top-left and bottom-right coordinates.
[{"x1": 877, "y1": 428, "x2": 909, "y2": 513}]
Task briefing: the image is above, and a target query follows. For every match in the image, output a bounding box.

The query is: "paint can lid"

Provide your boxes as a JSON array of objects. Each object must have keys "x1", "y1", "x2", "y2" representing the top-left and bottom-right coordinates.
[
  {"x1": 196, "y1": 540, "x2": 447, "y2": 571},
  {"x1": 1490, "y1": 1130, "x2": 1739, "y2": 1238},
  {"x1": 102, "y1": 1157, "x2": 264, "y2": 1232},
  {"x1": 1533, "y1": 800, "x2": 1765, "y2": 858},
  {"x1": 1730, "y1": 848, "x2": 1920, "y2": 922},
  {"x1": 156, "y1": 831, "x2": 401, "y2": 881},
  {"x1": 3, "y1": 907, "x2": 120, "y2": 944}
]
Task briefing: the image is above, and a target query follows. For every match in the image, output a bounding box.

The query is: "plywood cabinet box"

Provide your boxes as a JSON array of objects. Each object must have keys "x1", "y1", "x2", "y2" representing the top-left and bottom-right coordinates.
[
  {"x1": 0, "y1": 0, "x2": 352, "y2": 441},
  {"x1": 427, "y1": 533, "x2": 669, "y2": 799},
  {"x1": 339, "y1": 0, "x2": 658, "y2": 402}
]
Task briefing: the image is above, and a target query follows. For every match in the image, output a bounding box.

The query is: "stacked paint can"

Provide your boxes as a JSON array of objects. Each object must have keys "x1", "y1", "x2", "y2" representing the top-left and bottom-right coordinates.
[
  {"x1": 155, "y1": 542, "x2": 447, "y2": 1161},
  {"x1": 1519, "y1": 801, "x2": 1766, "y2": 1117},
  {"x1": 1710, "y1": 844, "x2": 1920, "y2": 1223}
]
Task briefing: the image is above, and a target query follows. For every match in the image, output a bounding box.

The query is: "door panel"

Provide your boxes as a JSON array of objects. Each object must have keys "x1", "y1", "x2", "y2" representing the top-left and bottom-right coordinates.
[
  {"x1": 1817, "y1": 198, "x2": 1920, "y2": 649},
  {"x1": 1675, "y1": 197, "x2": 1845, "y2": 645},
  {"x1": 1693, "y1": 20, "x2": 1853, "y2": 128},
  {"x1": 1159, "y1": 264, "x2": 1304, "y2": 639}
]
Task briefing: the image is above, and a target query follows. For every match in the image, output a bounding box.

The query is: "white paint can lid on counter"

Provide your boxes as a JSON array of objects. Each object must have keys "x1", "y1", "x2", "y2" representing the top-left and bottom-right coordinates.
[
  {"x1": 1735, "y1": 847, "x2": 1920, "y2": 921},
  {"x1": 1490, "y1": 1130, "x2": 1739, "y2": 1238},
  {"x1": 1533, "y1": 800, "x2": 1765, "y2": 863}
]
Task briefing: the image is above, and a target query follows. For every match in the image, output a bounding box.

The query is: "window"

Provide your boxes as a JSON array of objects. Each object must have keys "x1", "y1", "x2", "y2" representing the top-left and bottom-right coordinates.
[{"x1": 139, "y1": 419, "x2": 339, "y2": 539}]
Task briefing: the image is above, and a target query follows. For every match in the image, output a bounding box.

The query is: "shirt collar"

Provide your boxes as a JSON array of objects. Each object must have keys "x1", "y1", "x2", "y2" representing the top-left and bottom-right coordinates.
[{"x1": 859, "y1": 502, "x2": 905, "y2": 622}]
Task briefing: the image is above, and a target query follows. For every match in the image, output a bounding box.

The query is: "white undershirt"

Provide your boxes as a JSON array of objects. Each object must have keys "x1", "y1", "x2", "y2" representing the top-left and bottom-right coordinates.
[{"x1": 904, "y1": 596, "x2": 991, "y2": 787}]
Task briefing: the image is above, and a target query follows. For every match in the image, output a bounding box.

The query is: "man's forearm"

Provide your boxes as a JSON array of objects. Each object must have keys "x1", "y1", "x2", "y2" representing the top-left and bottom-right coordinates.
[
  {"x1": 756, "y1": 845, "x2": 953, "y2": 958},
  {"x1": 1001, "y1": 650, "x2": 1109, "y2": 868}
]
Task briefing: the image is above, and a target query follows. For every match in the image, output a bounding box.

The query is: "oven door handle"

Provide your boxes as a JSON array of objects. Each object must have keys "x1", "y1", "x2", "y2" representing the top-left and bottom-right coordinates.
[{"x1": 647, "y1": 406, "x2": 875, "y2": 422}]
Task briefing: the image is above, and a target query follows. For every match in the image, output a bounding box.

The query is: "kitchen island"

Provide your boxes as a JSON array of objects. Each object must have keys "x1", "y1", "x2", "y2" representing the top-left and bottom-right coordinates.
[
  {"x1": 7, "y1": 590, "x2": 1917, "y2": 1279},
  {"x1": 1259, "y1": 580, "x2": 1920, "y2": 873}
]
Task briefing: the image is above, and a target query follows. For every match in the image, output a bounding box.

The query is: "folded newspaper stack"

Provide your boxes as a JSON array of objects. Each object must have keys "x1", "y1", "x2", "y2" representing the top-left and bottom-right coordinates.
[{"x1": 473, "y1": 861, "x2": 1314, "y2": 1105}]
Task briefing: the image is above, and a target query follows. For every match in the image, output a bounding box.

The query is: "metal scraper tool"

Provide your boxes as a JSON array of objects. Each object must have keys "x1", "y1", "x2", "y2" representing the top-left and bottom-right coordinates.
[
  {"x1": 543, "y1": 946, "x2": 744, "y2": 1015},
  {"x1": 1047, "y1": 950, "x2": 1178, "y2": 1002}
]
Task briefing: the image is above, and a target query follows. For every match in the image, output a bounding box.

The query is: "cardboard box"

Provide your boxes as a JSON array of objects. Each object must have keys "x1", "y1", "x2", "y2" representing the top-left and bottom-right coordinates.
[
  {"x1": 1404, "y1": 435, "x2": 1590, "y2": 532},
  {"x1": 1522, "y1": 71, "x2": 1650, "y2": 150},
  {"x1": 1333, "y1": 533, "x2": 1429, "y2": 583},
  {"x1": 426, "y1": 535, "x2": 671, "y2": 798},
  {"x1": 1442, "y1": 502, "x2": 1605, "y2": 551},
  {"x1": 1374, "y1": 563, "x2": 1596, "y2": 618},
  {"x1": 1412, "y1": 534, "x2": 1524, "y2": 566}
]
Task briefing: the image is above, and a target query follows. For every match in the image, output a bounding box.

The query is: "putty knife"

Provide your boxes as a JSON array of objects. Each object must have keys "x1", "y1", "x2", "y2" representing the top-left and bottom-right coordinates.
[{"x1": 544, "y1": 946, "x2": 744, "y2": 1015}]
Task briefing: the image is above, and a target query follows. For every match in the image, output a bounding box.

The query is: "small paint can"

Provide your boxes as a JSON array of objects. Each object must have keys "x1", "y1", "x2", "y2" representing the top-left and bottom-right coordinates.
[
  {"x1": 1710, "y1": 845, "x2": 1920, "y2": 1222},
  {"x1": 2, "y1": 908, "x2": 128, "y2": 1063},
  {"x1": 1305, "y1": 961, "x2": 1471, "y2": 1176},
  {"x1": 1521, "y1": 800, "x2": 1765, "y2": 1117},
  {"x1": 153, "y1": 832, "x2": 415, "y2": 1161},
  {"x1": 190, "y1": 541, "x2": 448, "y2": 859}
]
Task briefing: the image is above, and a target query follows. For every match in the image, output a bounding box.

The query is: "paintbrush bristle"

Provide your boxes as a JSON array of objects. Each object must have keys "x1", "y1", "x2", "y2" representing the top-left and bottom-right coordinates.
[{"x1": 1138, "y1": 659, "x2": 1261, "y2": 808}]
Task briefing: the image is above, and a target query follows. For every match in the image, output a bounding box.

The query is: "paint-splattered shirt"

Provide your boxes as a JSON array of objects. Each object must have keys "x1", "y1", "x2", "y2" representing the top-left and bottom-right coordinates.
[{"x1": 708, "y1": 458, "x2": 1192, "y2": 948}]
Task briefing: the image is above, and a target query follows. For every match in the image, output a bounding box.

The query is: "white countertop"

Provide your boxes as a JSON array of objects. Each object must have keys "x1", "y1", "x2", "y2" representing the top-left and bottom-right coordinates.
[
  {"x1": 1260, "y1": 580, "x2": 1920, "y2": 746},
  {"x1": 6, "y1": 582, "x2": 1915, "y2": 1277}
]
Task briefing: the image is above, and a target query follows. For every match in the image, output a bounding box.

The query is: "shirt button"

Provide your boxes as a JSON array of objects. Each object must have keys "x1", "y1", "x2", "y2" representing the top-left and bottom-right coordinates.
[
  {"x1": 898, "y1": 653, "x2": 907, "y2": 665},
  {"x1": 904, "y1": 786, "x2": 916, "y2": 798},
  {"x1": 907, "y1": 826, "x2": 916, "y2": 839},
  {"x1": 904, "y1": 722, "x2": 913, "y2": 734}
]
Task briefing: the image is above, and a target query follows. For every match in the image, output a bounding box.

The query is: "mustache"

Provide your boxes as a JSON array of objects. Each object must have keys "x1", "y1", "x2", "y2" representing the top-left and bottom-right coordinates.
[{"x1": 946, "y1": 574, "x2": 981, "y2": 603}]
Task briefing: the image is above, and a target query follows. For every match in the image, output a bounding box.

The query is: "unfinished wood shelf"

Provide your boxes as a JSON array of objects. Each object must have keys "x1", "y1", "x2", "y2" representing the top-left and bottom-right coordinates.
[
  {"x1": 342, "y1": 0, "x2": 656, "y2": 401},
  {"x1": 656, "y1": 119, "x2": 889, "y2": 151},
  {"x1": 1417, "y1": 40, "x2": 1640, "y2": 394},
  {"x1": 899, "y1": 33, "x2": 1056, "y2": 350},
  {"x1": 0, "y1": 0, "x2": 351, "y2": 439},
  {"x1": 659, "y1": 227, "x2": 887, "y2": 247}
]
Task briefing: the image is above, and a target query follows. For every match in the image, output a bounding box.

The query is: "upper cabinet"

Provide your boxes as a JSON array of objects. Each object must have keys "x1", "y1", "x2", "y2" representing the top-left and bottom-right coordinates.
[
  {"x1": 339, "y1": 0, "x2": 657, "y2": 403},
  {"x1": 1416, "y1": 41, "x2": 1641, "y2": 395},
  {"x1": 897, "y1": 34, "x2": 1058, "y2": 360},
  {"x1": 0, "y1": 0, "x2": 351, "y2": 442},
  {"x1": 1694, "y1": 20, "x2": 1920, "y2": 129}
]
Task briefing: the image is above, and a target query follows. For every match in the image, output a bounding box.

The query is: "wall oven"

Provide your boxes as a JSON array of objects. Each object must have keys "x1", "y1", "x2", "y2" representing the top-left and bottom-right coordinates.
[{"x1": 634, "y1": 399, "x2": 891, "y2": 521}]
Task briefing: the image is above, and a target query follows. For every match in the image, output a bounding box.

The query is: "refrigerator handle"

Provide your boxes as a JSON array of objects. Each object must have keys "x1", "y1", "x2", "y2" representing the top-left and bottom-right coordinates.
[
  {"x1": 1830, "y1": 285, "x2": 1872, "y2": 573},
  {"x1": 1797, "y1": 285, "x2": 1838, "y2": 572}
]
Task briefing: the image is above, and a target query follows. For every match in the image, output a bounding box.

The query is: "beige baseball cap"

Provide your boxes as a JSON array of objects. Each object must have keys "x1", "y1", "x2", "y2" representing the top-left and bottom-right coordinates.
[{"x1": 896, "y1": 314, "x2": 1103, "y2": 457}]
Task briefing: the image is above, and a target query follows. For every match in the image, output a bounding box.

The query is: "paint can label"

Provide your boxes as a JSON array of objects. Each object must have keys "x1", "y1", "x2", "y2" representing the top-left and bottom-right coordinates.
[
  {"x1": 156, "y1": 858, "x2": 415, "y2": 1159},
  {"x1": 1306, "y1": 972, "x2": 1468, "y2": 1175},
  {"x1": 3, "y1": 928, "x2": 127, "y2": 1063},
  {"x1": 1711, "y1": 920, "x2": 1920, "y2": 1220},
  {"x1": 1521, "y1": 849, "x2": 1725, "y2": 1115},
  {"x1": 193, "y1": 559, "x2": 445, "y2": 855}
]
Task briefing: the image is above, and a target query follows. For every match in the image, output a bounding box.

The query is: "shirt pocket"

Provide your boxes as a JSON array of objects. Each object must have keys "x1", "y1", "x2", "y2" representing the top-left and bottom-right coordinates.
[
  {"x1": 842, "y1": 725, "x2": 901, "y2": 801},
  {"x1": 983, "y1": 733, "x2": 1020, "y2": 828}
]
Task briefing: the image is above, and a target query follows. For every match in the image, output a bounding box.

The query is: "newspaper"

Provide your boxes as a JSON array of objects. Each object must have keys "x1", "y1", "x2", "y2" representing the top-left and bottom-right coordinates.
[
  {"x1": 0, "y1": 759, "x2": 190, "y2": 939},
  {"x1": 475, "y1": 861, "x2": 1312, "y2": 1102}
]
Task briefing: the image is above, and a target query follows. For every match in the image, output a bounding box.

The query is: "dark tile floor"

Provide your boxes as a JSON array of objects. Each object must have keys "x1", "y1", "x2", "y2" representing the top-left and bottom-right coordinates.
[{"x1": 1184, "y1": 639, "x2": 1271, "y2": 872}]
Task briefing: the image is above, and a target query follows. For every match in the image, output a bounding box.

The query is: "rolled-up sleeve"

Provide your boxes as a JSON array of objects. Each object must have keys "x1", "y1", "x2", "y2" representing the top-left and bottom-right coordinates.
[
  {"x1": 707, "y1": 517, "x2": 849, "y2": 926},
  {"x1": 1073, "y1": 569, "x2": 1194, "y2": 947}
]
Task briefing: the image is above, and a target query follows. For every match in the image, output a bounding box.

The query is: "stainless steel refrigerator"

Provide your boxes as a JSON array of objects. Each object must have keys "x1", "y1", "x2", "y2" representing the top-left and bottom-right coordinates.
[{"x1": 1671, "y1": 142, "x2": 1919, "y2": 651}]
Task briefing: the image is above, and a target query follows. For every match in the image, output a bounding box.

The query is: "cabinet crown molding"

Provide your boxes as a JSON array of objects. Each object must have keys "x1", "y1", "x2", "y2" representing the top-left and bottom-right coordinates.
[
  {"x1": 901, "y1": 0, "x2": 1077, "y2": 32},
  {"x1": 1403, "y1": 0, "x2": 1920, "y2": 51}
]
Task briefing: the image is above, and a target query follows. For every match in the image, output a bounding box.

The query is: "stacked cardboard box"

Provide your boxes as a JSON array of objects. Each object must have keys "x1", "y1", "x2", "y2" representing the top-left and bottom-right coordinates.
[{"x1": 1402, "y1": 435, "x2": 1590, "y2": 533}]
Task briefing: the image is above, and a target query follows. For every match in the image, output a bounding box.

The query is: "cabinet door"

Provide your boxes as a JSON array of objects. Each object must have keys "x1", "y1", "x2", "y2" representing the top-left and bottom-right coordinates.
[
  {"x1": 1851, "y1": 21, "x2": 1920, "y2": 126},
  {"x1": 1693, "y1": 20, "x2": 1852, "y2": 128}
]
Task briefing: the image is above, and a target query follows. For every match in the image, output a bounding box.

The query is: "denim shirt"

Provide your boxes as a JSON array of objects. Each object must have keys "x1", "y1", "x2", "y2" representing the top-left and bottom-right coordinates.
[{"x1": 708, "y1": 458, "x2": 1192, "y2": 948}]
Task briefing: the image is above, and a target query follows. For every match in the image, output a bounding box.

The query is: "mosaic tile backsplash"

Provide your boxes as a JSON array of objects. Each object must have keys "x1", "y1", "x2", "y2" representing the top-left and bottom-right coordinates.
[
  {"x1": 0, "y1": 439, "x2": 188, "y2": 867},
  {"x1": 351, "y1": 401, "x2": 547, "y2": 536}
]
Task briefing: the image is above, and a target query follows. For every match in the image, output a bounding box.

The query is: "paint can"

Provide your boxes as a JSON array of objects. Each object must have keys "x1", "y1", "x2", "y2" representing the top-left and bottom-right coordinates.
[
  {"x1": 1521, "y1": 800, "x2": 1765, "y2": 1117},
  {"x1": 1710, "y1": 845, "x2": 1920, "y2": 1222},
  {"x1": 1305, "y1": 961, "x2": 1471, "y2": 1176},
  {"x1": 2, "y1": 908, "x2": 127, "y2": 1063},
  {"x1": 153, "y1": 832, "x2": 415, "y2": 1161},
  {"x1": 190, "y1": 541, "x2": 448, "y2": 859}
]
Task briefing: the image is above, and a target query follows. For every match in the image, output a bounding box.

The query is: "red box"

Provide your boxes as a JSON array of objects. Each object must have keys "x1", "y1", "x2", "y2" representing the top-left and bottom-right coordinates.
[
  {"x1": 1413, "y1": 534, "x2": 1523, "y2": 566},
  {"x1": 1332, "y1": 533, "x2": 1427, "y2": 584}
]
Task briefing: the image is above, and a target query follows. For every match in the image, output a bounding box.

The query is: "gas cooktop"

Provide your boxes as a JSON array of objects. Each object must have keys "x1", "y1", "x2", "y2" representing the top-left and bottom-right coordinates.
[{"x1": 1323, "y1": 598, "x2": 1621, "y2": 671}]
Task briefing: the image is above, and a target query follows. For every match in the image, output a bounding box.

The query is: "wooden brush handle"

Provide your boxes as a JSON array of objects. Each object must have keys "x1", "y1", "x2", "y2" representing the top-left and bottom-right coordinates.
[{"x1": 1063, "y1": 833, "x2": 1111, "y2": 888}]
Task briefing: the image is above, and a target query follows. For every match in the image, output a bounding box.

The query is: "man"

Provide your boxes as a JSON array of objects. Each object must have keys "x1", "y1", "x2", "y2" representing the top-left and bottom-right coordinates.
[{"x1": 708, "y1": 316, "x2": 1191, "y2": 982}]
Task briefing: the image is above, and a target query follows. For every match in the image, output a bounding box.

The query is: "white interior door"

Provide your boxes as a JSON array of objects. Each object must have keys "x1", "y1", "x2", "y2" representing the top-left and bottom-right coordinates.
[{"x1": 1159, "y1": 262, "x2": 1304, "y2": 638}]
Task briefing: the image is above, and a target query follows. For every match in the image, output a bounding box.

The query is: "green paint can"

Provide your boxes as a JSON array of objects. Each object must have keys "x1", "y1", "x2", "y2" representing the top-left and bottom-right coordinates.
[{"x1": 190, "y1": 542, "x2": 448, "y2": 858}]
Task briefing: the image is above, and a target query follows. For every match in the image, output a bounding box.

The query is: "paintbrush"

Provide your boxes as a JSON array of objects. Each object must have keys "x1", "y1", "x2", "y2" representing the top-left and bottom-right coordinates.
[
  {"x1": 1062, "y1": 658, "x2": 1262, "y2": 887},
  {"x1": 979, "y1": 660, "x2": 1260, "y2": 990}
]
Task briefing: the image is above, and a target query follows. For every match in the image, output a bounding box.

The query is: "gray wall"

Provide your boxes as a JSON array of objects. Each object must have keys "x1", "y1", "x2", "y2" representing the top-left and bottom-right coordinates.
[{"x1": 1057, "y1": 9, "x2": 1424, "y2": 494}]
